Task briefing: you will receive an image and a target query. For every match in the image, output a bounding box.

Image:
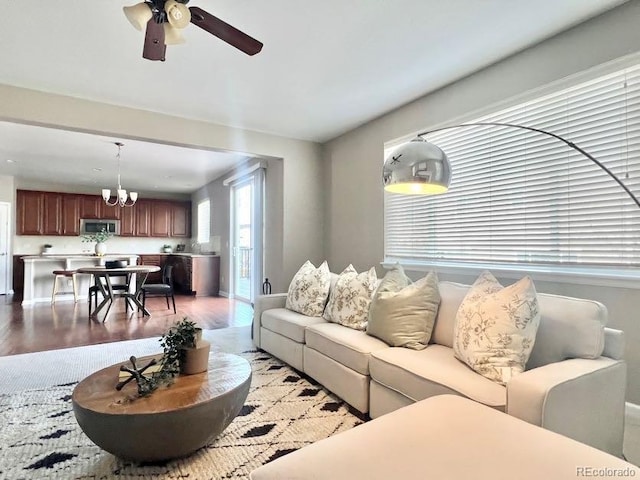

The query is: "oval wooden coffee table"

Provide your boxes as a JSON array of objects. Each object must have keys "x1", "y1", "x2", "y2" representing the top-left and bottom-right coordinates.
[{"x1": 72, "y1": 352, "x2": 251, "y2": 462}]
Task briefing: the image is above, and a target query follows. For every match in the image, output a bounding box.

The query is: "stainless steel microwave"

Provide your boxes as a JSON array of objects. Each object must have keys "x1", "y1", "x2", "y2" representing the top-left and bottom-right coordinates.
[{"x1": 80, "y1": 219, "x2": 120, "y2": 236}]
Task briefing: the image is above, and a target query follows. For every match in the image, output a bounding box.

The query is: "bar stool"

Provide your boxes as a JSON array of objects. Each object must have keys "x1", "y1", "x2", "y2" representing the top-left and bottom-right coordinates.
[{"x1": 51, "y1": 269, "x2": 78, "y2": 304}]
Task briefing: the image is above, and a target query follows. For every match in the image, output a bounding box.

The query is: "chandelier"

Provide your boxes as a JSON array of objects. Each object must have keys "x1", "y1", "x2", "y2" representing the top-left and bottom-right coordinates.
[{"x1": 101, "y1": 142, "x2": 138, "y2": 207}]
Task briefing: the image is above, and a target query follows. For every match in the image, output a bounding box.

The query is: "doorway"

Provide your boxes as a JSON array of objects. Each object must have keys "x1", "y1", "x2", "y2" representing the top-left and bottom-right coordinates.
[
  {"x1": 230, "y1": 169, "x2": 264, "y2": 303},
  {"x1": 0, "y1": 202, "x2": 10, "y2": 295}
]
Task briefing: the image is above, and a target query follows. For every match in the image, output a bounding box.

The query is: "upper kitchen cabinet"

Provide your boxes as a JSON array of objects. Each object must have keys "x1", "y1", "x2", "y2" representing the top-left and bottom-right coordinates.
[
  {"x1": 16, "y1": 190, "x2": 43, "y2": 235},
  {"x1": 120, "y1": 203, "x2": 136, "y2": 237},
  {"x1": 135, "y1": 200, "x2": 152, "y2": 237},
  {"x1": 100, "y1": 201, "x2": 122, "y2": 220},
  {"x1": 42, "y1": 192, "x2": 62, "y2": 235},
  {"x1": 171, "y1": 202, "x2": 191, "y2": 238},
  {"x1": 16, "y1": 189, "x2": 191, "y2": 238},
  {"x1": 151, "y1": 201, "x2": 171, "y2": 237},
  {"x1": 61, "y1": 195, "x2": 80, "y2": 236},
  {"x1": 79, "y1": 195, "x2": 102, "y2": 219}
]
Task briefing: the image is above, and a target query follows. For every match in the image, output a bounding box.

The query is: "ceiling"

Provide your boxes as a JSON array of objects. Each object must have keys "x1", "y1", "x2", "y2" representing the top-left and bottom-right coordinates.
[{"x1": 0, "y1": 0, "x2": 629, "y2": 194}]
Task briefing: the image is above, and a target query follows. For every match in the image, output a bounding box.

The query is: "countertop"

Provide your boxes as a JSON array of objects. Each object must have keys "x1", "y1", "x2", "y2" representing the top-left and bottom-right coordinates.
[
  {"x1": 21, "y1": 254, "x2": 140, "y2": 261},
  {"x1": 19, "y1": 253, "x2": 219, "y2": 260}
]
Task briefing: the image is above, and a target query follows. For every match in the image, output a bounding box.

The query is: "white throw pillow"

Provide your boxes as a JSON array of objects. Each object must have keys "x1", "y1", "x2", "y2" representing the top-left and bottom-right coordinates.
[
  {"x1": 285, "y1": 260, "x2": 331, "y2": 317},
  {"x1": 453, "y1": 271, "x2": 540, "y2": 385},
  {"x1": 324, "y1": 265, "x2": 378, "y2": 331}
]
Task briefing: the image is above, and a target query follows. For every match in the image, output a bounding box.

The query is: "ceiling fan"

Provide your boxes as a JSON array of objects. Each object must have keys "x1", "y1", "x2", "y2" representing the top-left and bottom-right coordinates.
[{"x1": 123, "y1": 0, "x2": 263, "y2": 61}]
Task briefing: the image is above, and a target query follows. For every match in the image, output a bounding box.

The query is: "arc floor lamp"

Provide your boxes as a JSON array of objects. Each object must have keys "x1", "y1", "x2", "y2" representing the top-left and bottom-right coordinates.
[{"x1": 383, "y1": 122, "x2": 640, "y2": 209}]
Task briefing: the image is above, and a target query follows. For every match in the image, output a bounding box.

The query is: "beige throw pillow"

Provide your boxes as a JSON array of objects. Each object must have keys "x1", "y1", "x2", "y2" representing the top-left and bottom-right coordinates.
[
  {"x1": 367, "y1": 267, "x2": 441, "y2": 350},
  {"x1": 285, "y1": 260, "x2": 331, "y2": 317},
  {"x1": 324, "y1": 265, "x2": 378, "y2": 331},
  {"x1": 453, "y1": 271, "x2": 540, "y2": 385}
]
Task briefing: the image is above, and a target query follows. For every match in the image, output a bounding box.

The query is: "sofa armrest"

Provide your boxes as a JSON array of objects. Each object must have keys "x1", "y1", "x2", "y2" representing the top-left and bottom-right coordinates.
[
  {"x1": 507, "y1": 357, "x2": 626, "y2": 456},
  {"x1": 603, "y1": 327, "x2": 625, "y2": 360},
  {"x1": 252, "y1": 293, "x2": 288, "y2": 347}
]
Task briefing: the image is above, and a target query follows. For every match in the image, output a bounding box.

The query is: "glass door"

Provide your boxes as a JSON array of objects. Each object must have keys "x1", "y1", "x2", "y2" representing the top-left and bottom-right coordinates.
[
  {"x1": 231, "y1": 179, "x2": 254, "y2": 302},
  {"x1": 0, "y1": 202, "x2": 9, "y2": 295},
  {"x1": 230, "y1": 167, "x2": 265, "y2": 304}
]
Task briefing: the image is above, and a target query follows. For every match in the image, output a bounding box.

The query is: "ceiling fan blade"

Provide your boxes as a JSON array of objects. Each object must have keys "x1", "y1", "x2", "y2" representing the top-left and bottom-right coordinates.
[
  {"x1": 143, "y1": 18, "x2": 166, "y2": 61},
  {"x1": 189, "y1": 6, "x2": 263, "y2": 56}
]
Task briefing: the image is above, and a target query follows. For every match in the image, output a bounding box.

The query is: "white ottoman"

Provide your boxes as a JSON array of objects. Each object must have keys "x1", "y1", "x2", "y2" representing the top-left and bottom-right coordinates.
[{"x1": 250, "y1": 395, "x2": 638, "y2": 480}]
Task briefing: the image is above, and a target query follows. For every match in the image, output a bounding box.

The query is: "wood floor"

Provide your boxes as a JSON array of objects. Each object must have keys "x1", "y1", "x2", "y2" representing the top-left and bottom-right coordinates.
[{"x1": 0, "y1": 294, "x2": 253, "y2": 356}]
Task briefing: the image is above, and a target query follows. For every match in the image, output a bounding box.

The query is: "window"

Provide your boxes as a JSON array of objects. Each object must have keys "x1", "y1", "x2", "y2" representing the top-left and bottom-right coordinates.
[
  {"x1": 385, "y1": 64, "x2": 640, "y2": 269},
  {"x1": 197, "y1": 200, "x2": 210, "y2": 244}
]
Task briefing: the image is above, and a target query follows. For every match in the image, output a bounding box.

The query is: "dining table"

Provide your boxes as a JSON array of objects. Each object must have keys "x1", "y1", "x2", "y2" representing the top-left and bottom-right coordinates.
[{"x1": 76, "y1": 265, "x2": 161, "y2": 320}]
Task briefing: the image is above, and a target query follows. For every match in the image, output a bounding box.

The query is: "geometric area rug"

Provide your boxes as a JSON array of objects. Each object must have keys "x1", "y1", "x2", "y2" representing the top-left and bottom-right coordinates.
[{"x1": 0, "y1": 350, "x2": 365, "y2": 480}]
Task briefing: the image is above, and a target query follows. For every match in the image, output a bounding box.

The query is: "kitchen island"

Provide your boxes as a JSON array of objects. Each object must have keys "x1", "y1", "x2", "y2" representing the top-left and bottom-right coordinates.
[{"x1": 20, "y1": 255, "x2": 139, "y2": 305}]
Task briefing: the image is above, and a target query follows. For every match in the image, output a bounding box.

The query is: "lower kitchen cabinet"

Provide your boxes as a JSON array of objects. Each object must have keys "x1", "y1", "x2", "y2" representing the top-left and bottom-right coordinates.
[{"x1": 167, "y1": 255, "x2": 220, "y2": 296}]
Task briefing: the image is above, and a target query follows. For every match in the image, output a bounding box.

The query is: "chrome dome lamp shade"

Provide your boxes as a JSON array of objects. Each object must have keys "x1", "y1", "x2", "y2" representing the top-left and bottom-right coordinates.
[{"x1": 383, "y1": 137, "x2": 452, "y2": 195}]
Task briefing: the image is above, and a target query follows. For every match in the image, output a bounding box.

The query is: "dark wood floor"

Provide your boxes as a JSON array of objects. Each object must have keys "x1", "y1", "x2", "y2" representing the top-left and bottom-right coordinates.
[{"x1": 0, "y1": 294, "x2": 253, "y2": 356}]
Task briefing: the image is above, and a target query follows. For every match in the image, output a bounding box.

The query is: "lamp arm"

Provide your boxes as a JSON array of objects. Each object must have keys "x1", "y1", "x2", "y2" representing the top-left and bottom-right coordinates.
[{"x1": 416, "y1": 122, "x2": 640, "y2": 209}]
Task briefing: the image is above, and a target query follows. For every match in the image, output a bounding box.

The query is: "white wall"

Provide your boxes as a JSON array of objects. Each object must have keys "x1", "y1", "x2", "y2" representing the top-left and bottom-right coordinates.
[
  {"x1": 0, "y1": 87, "x2": 324, "y2": 295},
  {"x1": 323, "y1": 1, "x2": 640, "y2": 402}
]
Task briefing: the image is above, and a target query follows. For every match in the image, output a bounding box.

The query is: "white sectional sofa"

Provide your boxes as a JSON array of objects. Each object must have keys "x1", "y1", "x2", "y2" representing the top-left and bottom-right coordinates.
[{"x1": 252, "y1": 276, "x2": 627, "y2": 456}]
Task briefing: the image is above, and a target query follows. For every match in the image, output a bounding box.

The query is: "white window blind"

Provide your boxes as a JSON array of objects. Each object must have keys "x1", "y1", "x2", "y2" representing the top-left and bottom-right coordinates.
[
  {"x1": 197, "y1": 200, "x2": 210, "y2": 244},
  {"x1": 385, "y1": 64, "x2": 640, "y2": 267}
]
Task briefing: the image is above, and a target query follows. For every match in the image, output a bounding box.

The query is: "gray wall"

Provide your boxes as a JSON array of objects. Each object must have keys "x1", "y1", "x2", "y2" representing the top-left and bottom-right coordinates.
[
  {"x1": 192, "y1": 157, "x2": 284, "y2": 295},
  {"x1": 0, "y1": 87, "x2": 324, "y2": 295},
  {"x1": 323, "y1": 1, "x2": 640, "y2": 402}
]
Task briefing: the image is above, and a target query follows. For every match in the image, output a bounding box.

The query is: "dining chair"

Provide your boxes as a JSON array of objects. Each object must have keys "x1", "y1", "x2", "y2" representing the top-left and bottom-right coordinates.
[{"x1": 140, "y1": 264, "x2": 176, "y2": 313}]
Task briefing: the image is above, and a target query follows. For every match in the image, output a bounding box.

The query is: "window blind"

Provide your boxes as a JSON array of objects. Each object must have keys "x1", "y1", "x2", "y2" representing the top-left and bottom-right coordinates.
[
  {"x1": 197, "y1": 200, "x2": 210, "y2": 244},
  {"x1": 384, "y1": 64, "x2": 640, "y2": 267}
]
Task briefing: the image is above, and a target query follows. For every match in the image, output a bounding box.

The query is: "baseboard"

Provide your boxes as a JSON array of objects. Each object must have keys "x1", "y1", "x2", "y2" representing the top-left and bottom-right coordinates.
[{"x1": 219, "y1": 290, "x2": 231, "y2": 298}]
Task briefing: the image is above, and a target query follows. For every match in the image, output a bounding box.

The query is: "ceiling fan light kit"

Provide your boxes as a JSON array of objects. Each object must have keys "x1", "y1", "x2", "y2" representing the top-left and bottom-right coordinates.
[
  {"x1": 123, "y1": 3, "x2": 153, "y2": 31},
  {"x1": 122, "y1": 0, "x2": 263, "y2": 62}
]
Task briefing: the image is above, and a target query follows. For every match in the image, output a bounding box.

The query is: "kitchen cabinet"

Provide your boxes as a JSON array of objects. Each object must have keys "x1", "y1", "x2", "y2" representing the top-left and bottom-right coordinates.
[
  {"x1": 120, "y1": 204, "x2": 135, "y2": 237},
  {"x1": 151, "y1": 201, "x2": 171, "y2": 237},
  {"x1": 100, "y1": 201, "x2": 122, "y2": 220},
  {"x1": 16, "y1": 189, "x2": 191, "y2": 238},
  {"x1": 62, "y1": 195, "x2": 80, "y2": 236},
  {"x1": 167, "y1": 255, "x2": 219, "y2": 296},
  {"x1": 171, "y1": 202, "x2": 191, "y2": 237},
  {"x1": 12, "y1": 256, "x2": 24, "y2": 294},
  {"x1": 138, "y1": 254, "x2": 164, "y2": 283},
  {"x1": 135, "y1": 200, "x2": 152, "y2": 237},
  {"x1": 80, "y1": 195, "x2": 102, "y2": 219},
  {"x1": 17, "y1": 190, "x2": 43, "y2": 235},
  {"x1": 43, "y1": 193, "x2": 62, "y2": 235}
]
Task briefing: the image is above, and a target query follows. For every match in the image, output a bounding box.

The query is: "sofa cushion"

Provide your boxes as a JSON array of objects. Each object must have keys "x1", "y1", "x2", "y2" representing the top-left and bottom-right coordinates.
[
  {"x1": 370, "y1": 345, "x2": 506, "y2": 408},
  {"x1": 262, "y1": 308, "x2": 327, "y2": 343},
  {"x1": 324, "y1": 265, "x2": 378, "y2": 331},
  {"x1": 431, "y1": 281, "x2": 469, "y2": 348},
  {"x1": 367, "y1": 268, "x2": 440, "y2": 350},
  {"x1": 286, "y1": 260, "x2": 331, "y2": 316},
  {"x1": 453, "y1": 271, "x2": 540, "y2": 385},
  {"x1": 305, "y1": 323, "x2": 389, "y2": 375}
]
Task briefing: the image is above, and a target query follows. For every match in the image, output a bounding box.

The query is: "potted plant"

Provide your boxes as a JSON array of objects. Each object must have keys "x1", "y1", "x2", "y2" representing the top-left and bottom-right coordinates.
[
  {"x1": 42, "y1": 243, "x2": 52, "y2": 254},
  {"x1": 162, "y1": 244, "x2": 173, "y2": 253},
  {"x1": 82, "y1": 228, "x2": 112, "y2": 256},
  {"x1": 159, "y1": 317, "x2": 209, "y2": 376},
  {"x1": 124, "y1": 318, "x2": 209, "y2": 397}
]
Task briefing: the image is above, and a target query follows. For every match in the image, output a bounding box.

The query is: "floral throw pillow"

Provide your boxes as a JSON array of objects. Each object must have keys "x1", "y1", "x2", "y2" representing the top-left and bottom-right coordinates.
[
  {"x1": 285, "y1": 260, "x2": 331, "y2": 317},
  {"x1": 323, "y1": 265, "x2": 378, "y2": 331},
  {"x1": 453, "y1": 271, "x2": 540, "y2": 385}
]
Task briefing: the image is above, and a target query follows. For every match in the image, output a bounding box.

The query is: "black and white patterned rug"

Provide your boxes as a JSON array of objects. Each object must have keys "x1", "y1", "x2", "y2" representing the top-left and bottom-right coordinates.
[{"x1": 0, "y1": 350, "x2": 365, "y2": 479}]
